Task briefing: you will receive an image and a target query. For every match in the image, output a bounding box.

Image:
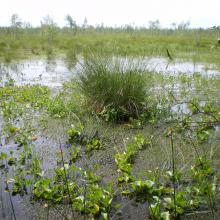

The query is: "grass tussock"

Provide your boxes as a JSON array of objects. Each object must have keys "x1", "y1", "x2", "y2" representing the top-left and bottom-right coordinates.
[{"x1": 78, "y1": 56, "x2": 149, "y2": 121}]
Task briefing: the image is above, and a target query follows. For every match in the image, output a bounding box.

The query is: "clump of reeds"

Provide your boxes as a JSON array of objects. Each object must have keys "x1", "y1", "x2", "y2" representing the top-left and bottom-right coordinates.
[{"x1": 78, "y1": 56, "x2": 149, "y2": 121}]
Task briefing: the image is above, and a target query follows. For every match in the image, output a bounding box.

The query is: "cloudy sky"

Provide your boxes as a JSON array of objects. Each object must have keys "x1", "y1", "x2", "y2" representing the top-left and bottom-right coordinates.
[{"x1": 1, "y1": 0, "x2": 219, "y2": 28}]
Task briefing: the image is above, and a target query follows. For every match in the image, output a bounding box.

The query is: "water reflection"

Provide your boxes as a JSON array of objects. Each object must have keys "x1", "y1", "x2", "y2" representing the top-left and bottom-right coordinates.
[
  {"x1": 0, "y1": 57, "x2": 220, "y2": 88},
  {"x1": 0, "y1": 58, "x2": 75, "y2": 87},
  {"x1": 64, "y1": 49, "x2": 78, "y2": 70}
]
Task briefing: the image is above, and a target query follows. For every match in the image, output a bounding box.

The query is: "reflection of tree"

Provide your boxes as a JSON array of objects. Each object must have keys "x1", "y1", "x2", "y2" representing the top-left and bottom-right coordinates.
[
  {"x1": 46, "y1": 60, "x2": 56, "y2": 72},
  {"x1": 65, "y1": 50, "x2": 78, "y2": 70}
]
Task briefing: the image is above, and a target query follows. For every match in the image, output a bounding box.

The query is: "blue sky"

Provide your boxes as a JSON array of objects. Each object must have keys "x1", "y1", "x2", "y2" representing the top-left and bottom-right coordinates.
[{"x1": 1, "y1": 0, "x2": 219, "y2": 28}]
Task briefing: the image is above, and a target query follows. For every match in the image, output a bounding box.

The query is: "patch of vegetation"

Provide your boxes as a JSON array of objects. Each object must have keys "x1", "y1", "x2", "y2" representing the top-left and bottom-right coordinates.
[
  {"x1": 115, "y1": 134, "x2": 219, "y2": 219},
  {"x1": 78, "y1": 57, "x2": 150, "y2": 122},
  {"x1": 1, "y1": 26, "x2": 220, "y2": 63}
]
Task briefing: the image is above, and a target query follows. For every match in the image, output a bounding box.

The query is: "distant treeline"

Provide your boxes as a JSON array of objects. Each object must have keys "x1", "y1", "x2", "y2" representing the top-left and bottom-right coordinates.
[{"x1": 1, "y1": 14, "x2": 220, "y2": 31}]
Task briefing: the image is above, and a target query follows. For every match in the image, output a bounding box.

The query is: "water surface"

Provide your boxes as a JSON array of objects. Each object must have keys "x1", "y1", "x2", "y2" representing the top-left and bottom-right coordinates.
[{"x1": 1, "y1": 57, "x2": 220, "y2": 87}]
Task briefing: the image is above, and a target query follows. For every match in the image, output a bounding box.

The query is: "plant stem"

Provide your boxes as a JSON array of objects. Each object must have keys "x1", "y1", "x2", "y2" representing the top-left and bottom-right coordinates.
[
  {"x1": 6, "y1": 182, "x2": 17, "y2": 220},
  {"x1": 170, "y1": 129, "x2": 177, "y2": 219},
  {"x1": 83, "y1": 181, "x2": 87, "y2": 220},
  {"x1": 59, "y1": 140, "x2": 75, "y2": 220},
  {"x1": 46, "y1": 203, "x2": 50, "y2": 220}
]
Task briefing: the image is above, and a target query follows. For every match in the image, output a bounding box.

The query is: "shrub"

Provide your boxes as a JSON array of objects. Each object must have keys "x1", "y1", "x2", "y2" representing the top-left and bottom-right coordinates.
[{"x1": 78, "y1": 56, "x2": 149, "y2": 121}]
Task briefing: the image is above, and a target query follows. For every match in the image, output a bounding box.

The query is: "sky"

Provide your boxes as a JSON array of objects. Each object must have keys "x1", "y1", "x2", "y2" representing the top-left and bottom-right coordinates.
[{"x1": 0, "y1": 0, "x2": 220, "y2": 28}]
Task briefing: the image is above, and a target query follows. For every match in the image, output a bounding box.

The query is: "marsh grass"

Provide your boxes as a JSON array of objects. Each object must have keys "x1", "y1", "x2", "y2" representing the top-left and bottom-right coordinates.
[
  {"x1": 1, "y1": 27, "x2": 220, "y2": 63},
  {"x1": 78, "y1": 56, "x2": 149, "y2": 121}
]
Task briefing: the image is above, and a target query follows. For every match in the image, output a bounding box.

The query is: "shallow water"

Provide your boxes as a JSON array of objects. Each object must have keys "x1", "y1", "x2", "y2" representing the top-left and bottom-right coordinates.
[
  {"x1": 0, "y1": 116, "x2": 71, "y2": 219},
  {"x1": 134, "y1": 57, "x2": 220, "y2": 75},
  {"x1": 1, "y1": 57, "x2": 220, "y2": 219},
  {"x1": 0, "y1": 59, "x2": 74, "y2": 87},
  {"x1": 0, "y1": 57, "x2": 220, "y2": 88}
]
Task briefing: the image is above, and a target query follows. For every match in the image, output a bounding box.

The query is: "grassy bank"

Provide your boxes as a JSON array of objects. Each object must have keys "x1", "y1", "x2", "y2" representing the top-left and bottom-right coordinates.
[{"x1": 0, "y1": 27, "x2": 220, "y2": 63}]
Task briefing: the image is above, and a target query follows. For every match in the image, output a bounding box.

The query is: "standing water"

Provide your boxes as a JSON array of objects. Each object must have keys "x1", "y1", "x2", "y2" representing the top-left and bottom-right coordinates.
[{"x1": 0, "y1": 57, "x2": 220, "y2": 87}]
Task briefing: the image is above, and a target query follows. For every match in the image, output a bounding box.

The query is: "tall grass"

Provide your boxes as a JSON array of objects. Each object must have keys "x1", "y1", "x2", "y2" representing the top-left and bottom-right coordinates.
[
  {"x1": 78, "y1": 56, "x2": 149, "y2": 121},
  {"x1": 1, "y1": 27, "x2": 220, "y2": 63}
]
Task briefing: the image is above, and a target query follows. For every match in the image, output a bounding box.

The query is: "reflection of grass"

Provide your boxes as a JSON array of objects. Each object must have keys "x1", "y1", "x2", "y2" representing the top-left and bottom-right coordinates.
[
  {"x1": 64, "y1": 49, "x2": 77, "y2": 69},
  {"x1": 0, "y1": 28, "x2": 220, "y2": 63}
]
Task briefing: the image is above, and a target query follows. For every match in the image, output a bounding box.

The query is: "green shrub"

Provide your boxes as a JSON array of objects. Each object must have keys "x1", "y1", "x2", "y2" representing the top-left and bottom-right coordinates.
[{"x1": 78, "y1": 56, "x2": 149, "y2": 121}]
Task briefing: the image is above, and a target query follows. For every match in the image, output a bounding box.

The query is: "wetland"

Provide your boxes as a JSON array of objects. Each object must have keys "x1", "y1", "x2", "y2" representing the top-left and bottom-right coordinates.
[{"x1": 1, "y1": 26, "x2": 220, "y2": 220}]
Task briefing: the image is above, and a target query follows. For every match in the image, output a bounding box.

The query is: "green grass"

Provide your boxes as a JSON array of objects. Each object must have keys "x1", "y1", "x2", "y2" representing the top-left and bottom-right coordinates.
[
  {"x1": 78, "y1": 56, "x2": 150, "y2": 121},
  {"x1": 0, "y1": 27, "x2": 220, "y2": 63}
]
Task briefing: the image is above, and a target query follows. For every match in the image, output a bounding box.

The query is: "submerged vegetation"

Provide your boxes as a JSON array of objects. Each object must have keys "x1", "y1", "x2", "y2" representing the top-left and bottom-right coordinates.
[{"x1": 1, "y1": 16, "x2": 220, "y2": 220}]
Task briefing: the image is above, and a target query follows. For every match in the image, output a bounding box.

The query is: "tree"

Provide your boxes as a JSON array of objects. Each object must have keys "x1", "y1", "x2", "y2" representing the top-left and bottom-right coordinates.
[
  {"x1": 23, "y1": 22, "x2": 32, "y2": 29},
  {"x1": 40, "y1": 15, "x2": 57, "y2": 41},
  {"x1": 65, "y1": 14, "x2": 77, "y2": 35},
  {"x1": 177, "y1": 21, "x2": 190, "y2": 30},
  {"x1": 171, "y1": 22, "x2": 177, "y2": 30},
  {"x1": 65, "y1": 14, "x2": 76, "y2": 29},
  {"x1": 148, "y1": 20, "x2": 160, "y2": 29},
  {"x1": 82, "y1": 17, "x2": 88, "y2": 29},
  {"x1": 11, "y1": 14, "x2": 22, "y2": 28},
  {"x1": 10, "y1": 14, "x2": 22, "y2": 37},
  {"x1": 41, "y1": 15, "x2": 57, "y2": 27}
]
